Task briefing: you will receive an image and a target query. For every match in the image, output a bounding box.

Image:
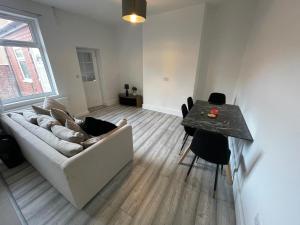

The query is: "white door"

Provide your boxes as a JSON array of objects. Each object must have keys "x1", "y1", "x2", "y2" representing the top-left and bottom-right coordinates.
[{"x1": 77, "y1": 49, "x2": 103, "y2": 108}]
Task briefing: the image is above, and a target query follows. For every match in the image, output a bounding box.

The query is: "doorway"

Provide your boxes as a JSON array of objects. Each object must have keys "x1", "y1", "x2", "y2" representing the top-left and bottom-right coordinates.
[{"x1": 76, "y1": 48, "x2": 103, "y2": 109}]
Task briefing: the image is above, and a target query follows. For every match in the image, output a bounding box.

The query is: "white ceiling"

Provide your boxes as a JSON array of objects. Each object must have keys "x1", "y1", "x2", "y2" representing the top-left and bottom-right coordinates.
[{"x1": 32, "y1": 0, "x2": 221, "y2": 26}]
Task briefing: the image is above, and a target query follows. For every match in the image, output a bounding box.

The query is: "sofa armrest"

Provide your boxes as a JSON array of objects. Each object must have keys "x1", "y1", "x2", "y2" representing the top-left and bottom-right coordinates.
[
  {"x1": 61, "y1": 125, "x2": 134, "y2": 208},
  {"x1": 0, "y1": 114, "x2": 77, "y2": 203}
]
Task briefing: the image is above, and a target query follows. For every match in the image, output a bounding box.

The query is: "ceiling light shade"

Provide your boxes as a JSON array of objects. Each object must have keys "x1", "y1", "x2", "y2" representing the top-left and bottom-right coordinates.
[{"x1": 122, "y1": 0, "x2": 147, "y2": 24}]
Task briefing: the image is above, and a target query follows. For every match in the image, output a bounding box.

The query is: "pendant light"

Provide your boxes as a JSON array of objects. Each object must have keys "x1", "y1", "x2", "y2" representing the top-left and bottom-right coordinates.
[{"x1": 122, "y1": 0, "x2": 147, "y2": 24}]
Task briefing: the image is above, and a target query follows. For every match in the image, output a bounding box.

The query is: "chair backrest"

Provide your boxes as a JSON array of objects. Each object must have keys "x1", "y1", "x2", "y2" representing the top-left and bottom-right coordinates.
[
  {"x1": 187, "y1": 97, "x2": 194, "y2": 111},
  {"x1": 181, "y1": 104, "x2": 188, "y2": 118},
  {"x1": 208, "y1": 93, "x2": 226, "y2": 105},
  {"x1": 190, "y1": 129, "x2": 230, "y2": 165}
]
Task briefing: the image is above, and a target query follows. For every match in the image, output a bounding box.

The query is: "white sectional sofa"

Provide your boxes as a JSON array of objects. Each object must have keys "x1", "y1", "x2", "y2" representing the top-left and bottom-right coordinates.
[{"x1": 1, "y1": 114, "x2": 134, "y2": 209}]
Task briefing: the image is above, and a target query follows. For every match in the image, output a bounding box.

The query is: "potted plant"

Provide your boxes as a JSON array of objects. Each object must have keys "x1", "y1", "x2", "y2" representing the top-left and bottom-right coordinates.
[{"x1": 132, "y1": 86, "x2": 137, "y2": 96}]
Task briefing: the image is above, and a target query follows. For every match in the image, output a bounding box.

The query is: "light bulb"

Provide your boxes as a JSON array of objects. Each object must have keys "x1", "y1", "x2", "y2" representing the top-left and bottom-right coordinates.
[{"x1": 130, "y1": 14, "x2": 137, "y2": 23}]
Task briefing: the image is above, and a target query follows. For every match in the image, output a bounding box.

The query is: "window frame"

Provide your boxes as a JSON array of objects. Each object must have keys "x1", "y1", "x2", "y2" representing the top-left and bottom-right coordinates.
[
  {"x1": 0, "y1": 10, "x2": 58, "y2": 105},
  {"x1": 13, "y1": 47, "x2": 32, "y2": 82}
]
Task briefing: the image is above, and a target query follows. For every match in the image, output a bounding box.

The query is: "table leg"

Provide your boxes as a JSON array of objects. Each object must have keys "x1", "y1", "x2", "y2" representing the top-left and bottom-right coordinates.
[
  {"x1": 178, "y1": 148, "x2": 191, "y2": 164},
  {"x1": 225, "y1": 164, "x2": 233, "y2": 185}
]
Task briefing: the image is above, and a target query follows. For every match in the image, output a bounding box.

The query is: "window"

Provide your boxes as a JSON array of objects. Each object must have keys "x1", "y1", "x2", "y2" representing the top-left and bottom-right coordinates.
[
  {"x1": 0, "y1": 11, "x2": 57, "y2": 104},
  {"x1": 13, "y1": 47, "x2": 31, "y2": 81}
]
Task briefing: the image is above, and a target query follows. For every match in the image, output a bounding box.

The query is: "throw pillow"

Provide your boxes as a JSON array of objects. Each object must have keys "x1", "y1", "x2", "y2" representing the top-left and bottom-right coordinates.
[
  {"x1": 37, "y1": 115, "x2": 61, "y2": 130},
  {"x1": 81, "y1": 117, "x2": 117, "y2": 136},
  {"x1": 50, "y1": 108, "x2": 74, "y2": 125},
  {"x1": 74, "y1": 118, "x2": 84, "y2": 126},
  {"x1": 23, "y1": 110, "x2": 38, "y2": 124},
  {"x1": 100, "y1": 119, "x2": 128, "y2": 139},
  {"x1": 51, "y1": 125, "x2": 85, "y2": 144},
  {"x1": 65, "y1": 119, "x2": 89, "y2": 140},
  {"x1": 81, "y1": 119, "x2": 128, "y2": 148},
  {"x1": 32, "y1": 105, "x2": 51, "y2": 116},
  {"x1": 116, "y1": 119, "x2": 127, "y2": 127},
  {"x1": 43, "y1": 97, "x2": 67, "y2": 112}
]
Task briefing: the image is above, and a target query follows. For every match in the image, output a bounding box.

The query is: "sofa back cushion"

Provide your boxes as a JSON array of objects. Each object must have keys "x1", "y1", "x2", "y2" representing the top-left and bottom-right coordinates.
[
  {"x1": 9, "y1": 113, "x2": 83, "y2": 157},
  {"x1": 23, "y1": 110, "x2": 38, "y2": 124},
  {"x1": 37, "y1": 115, "x2": 61, "y2": 130}
]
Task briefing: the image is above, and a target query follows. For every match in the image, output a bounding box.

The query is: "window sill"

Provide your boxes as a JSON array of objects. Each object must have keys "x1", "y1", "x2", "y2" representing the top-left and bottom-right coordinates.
[{"x1": 3, "y1": 94, "x2": 61, "y2": 112}]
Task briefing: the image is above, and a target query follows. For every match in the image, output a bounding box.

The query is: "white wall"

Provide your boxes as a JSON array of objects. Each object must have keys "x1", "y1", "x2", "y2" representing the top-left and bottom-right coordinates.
[
  {"x1": 117, "y1": 24, "x2": 143, "y2": 95},
  {"x1": 1, "y1": 0, "x2": 120, "y2": 115},
  {"x1": 143, "y1": 4, "x2": 205, "y2": 116},
  {"x1": 194, "y1": 0, "x2": 258, "y2": 103},
  {"x1": 231, "y1": 1, "x2": 300, "y2": 225},
  {"x1": 193, "y1": 1, "x2": 300, "y2": 225}
]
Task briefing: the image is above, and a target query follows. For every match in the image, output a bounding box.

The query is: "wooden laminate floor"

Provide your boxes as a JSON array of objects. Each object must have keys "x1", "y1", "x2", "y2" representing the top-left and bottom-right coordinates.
[{"x1": 0, "y1": 105, "x2": 235, "y2": 225}]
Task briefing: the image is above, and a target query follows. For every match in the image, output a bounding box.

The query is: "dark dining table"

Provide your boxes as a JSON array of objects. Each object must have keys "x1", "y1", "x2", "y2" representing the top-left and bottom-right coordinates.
[
  {"x1": 179, "y1": 100, "x2": 253, "y2": 183},
  {"x1": 182, "y1": 100, "x2": 253, "y2": 141}
]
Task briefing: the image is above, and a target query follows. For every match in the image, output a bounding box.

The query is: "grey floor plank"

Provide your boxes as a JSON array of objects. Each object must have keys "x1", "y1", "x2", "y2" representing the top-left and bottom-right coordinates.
[{"x1": 0, "y1": 174, "x2": 23, "y2": 225}]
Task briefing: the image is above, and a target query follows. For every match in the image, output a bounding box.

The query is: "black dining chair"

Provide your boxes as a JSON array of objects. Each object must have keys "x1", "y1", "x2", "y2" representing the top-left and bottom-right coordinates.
[
  {"x1": 208, "y1": 92, "x2": 226, "y2": 105},
  {"x1": 185, "y1": 129, "x2": 231, "y2": 197},
  {"x1": 180, "y1": 104, "x2": 196, "y2": 154},
  {"x1": 187, "y1": 97, "x2": 194, "y2": 111}
]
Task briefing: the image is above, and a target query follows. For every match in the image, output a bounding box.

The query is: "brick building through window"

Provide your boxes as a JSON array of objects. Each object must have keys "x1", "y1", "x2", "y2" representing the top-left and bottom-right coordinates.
[{"x1": 0, "y1": 13, "x2": 55, "y2": 104}]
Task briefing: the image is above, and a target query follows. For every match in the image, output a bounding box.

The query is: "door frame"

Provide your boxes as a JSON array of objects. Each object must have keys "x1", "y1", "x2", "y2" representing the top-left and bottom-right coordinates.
[{"x1": 76, "y1": 47, "x2": 104, "y2": 108}]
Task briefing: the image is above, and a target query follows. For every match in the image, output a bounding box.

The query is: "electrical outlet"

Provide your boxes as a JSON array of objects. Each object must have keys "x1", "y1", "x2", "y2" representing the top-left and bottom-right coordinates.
[{"x1": 254, "y1": 213, "x2": 261, "y2": 225}]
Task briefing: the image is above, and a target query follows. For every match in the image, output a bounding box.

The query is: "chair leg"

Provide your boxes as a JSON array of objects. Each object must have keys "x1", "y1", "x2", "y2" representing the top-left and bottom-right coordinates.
[
  {"x1": 185, "y1": 155, "x2": 197, "y2": 182},
  {"x1": 213, "y1": 164, "x2": 219, "y2": 198},
  {"x1": 178, "y1": 148, "x2": 191, "y2": 164},
  {"x1": 221, "y1": 165, "x2": 223, "y2": 175},
  {"x1": 182, "y1": 133, "x2": 188, "y2": 143},
  {"x1": 225, "y1": 164, "x2": 233, "y2": 185},
  {"x1": 180, "y1": 134, "x2": 189, "y2": 154}
]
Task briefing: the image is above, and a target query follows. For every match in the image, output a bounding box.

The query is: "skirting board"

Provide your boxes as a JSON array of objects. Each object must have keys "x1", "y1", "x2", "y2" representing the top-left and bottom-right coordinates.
[
  {"x1": 143, "y1": 104, "x2": 181, "y2": 117},
  {"x1": 75, "y1": 111, "x2": 90, "y2": 117},
  {"x1": 75, "y1": 98, "x2": 118, "y2": 117}
]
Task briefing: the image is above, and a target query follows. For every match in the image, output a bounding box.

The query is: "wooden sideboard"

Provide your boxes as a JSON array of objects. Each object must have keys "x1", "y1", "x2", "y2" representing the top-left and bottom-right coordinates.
[{"x1": 119, "y1": 94, "x2": 143, "y2": 107}]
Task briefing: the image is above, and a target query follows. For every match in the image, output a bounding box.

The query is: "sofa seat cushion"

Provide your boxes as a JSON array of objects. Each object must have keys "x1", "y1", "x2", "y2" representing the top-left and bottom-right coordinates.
[
  {"x1": 51, "y1": 125, "x2": 85, "y2": 144},
  {"x1": 37, "y1": 115, "x2": 61, "y2": 130},
  {"x1": 10, "y1": 113, "x2": 83, "y2": 157}
]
